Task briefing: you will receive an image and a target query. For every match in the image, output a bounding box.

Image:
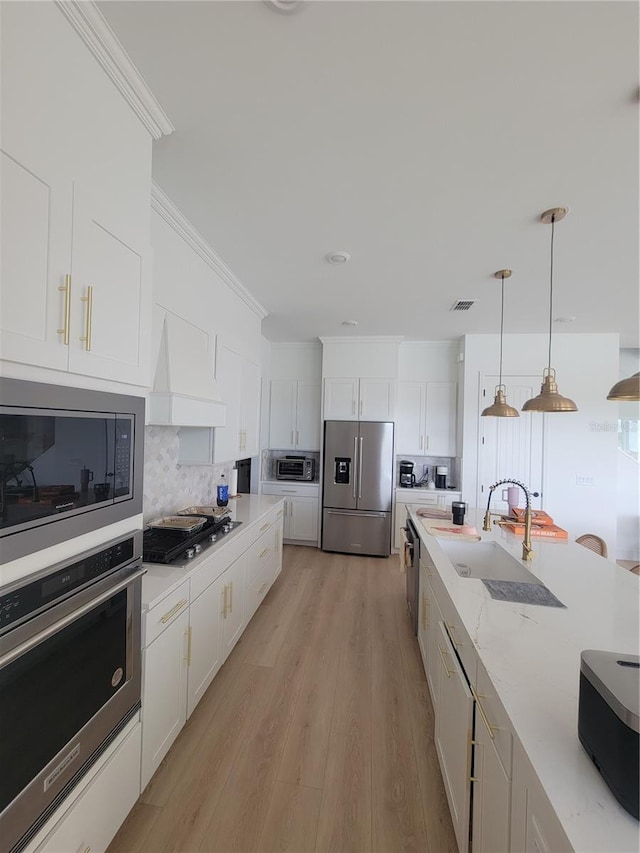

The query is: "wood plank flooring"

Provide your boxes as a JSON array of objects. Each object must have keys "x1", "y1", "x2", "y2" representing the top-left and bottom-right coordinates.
[{"x1": 108, "y1": 546, "x2": 457, "y2": 853}]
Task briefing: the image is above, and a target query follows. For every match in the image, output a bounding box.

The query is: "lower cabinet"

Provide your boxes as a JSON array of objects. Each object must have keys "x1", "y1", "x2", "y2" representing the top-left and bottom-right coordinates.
[
  {"x1": 472, "y1": 708, "x2": 511, "y2": 853},
  {"x1": 393, "y1": 490, "x2": 462, "y2": 551},
  {"x1": 141, "y1": 505, "x2": 284, "y2": 792},
  {"x1": 33, "y1": 720, "x2": 141, "y2": 853},
  {"x1": 261, "y1": 483, "x2": 319, "y2": 544},
  {"x1": 434, "y1": 622, "x2": 474, "y2": 853}
]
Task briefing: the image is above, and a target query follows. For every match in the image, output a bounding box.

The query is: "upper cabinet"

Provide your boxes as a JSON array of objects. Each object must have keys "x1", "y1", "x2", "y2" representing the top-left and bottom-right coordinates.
[
  {"x1": 396, "y1": 381, "x2": 457, "y2": 456},
  {"x1": 213, "y1": 344, "x2": 261, "y2": 463},
  {"x1": 323, "y1": 377, "x2": 395, "y2": 421},
  {"x1": 269, "y1": 380, "x2": 321, "y2": 451},
  {"x1": 0, "y1": 2, "x2": 155, "y2": 388}
]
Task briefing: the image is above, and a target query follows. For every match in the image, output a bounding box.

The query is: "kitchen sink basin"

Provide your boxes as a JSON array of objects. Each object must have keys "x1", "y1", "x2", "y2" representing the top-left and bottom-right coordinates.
[{"x1": 439, "y1": 540, "x2": 541, "y2": 584}]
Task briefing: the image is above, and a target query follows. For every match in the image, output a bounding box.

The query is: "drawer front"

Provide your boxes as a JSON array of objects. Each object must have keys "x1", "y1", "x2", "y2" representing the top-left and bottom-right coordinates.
[
  {"x1": 144, "y1": 580, "x2": 190, "y2": 647},
  {"x1": 262, "y1": 483, "x2": 318, "y2": 498},
  {"x1": 246, "y1": 559, "x2": 275, "y2": 622},
  {"x1": 475, "y1": 661, "x2": 513, "y2": 775},
  {"x1": 247, "y1": 524, "x2": 277, "y2": 585},
  {"x1": 191, "y1": 533, "x2": 248, "y2": 601}
]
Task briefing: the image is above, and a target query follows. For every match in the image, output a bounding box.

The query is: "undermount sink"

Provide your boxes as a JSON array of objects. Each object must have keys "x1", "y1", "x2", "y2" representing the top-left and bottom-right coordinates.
[{"x1": 439, "y1": 540, "x2": 541, "y2": 584}]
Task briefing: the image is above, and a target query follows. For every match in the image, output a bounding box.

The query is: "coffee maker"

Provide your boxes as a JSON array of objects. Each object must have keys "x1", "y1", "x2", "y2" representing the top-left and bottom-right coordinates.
[{"x1": 399, "y1": 460, "x2": 416, "y2": 487}]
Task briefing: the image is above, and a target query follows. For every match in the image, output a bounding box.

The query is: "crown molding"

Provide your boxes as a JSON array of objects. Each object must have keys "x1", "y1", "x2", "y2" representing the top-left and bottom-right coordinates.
[
  {"x1": 318, "y1": 336, "x2": 405, "y2": 345},
  {"x1": 54, "y1": 0, "x2": 174, "y2": 140},
  {"x1": 151, "y1": 183, "x2": 268, "y2": 320}
]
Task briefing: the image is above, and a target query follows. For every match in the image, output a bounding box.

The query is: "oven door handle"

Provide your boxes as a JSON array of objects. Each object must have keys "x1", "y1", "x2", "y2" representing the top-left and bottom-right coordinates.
[{"x1": 0, "y1": 567, "x2": 146, "y2": 670}]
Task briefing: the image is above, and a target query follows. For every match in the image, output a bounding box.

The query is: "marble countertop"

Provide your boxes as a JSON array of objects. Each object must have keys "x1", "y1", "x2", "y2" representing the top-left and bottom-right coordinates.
[
  {"x1": 142, "y1": 494, "x2": 284, "y2": 611},
  {"x1": 408, "y1": 505, "x2": 639, "y2": 852}
]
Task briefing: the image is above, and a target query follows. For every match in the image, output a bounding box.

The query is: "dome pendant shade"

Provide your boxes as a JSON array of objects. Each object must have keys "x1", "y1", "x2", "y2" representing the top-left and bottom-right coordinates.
[
  {"x1": 521, "y1": 369, "x2": 578, "y2": 412},
  {"x1": 481, "y1": 269, "x2": 519, "y2": 418},
  {"x1": 607, "y1": 372, "x2": 640, "y2": 401},
  {"x1": 481, "y1": 385, "x2": 520, "y2": 417}
]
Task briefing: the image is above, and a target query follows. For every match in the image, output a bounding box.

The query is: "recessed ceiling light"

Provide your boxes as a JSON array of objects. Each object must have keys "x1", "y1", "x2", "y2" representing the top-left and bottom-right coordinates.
[
  {"x1": 264, "y1": 0, "x2": 304, "y2": 14},
  {"x1": 326, "y1": 251, "x2": 351, "y2": 265},
  {"x1": 341, "y1": 320, "x2": 358, "y2": 327}
]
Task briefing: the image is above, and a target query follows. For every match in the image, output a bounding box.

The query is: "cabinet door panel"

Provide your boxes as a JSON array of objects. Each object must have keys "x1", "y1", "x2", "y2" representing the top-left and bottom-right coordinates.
[
  {"x1": 214, "y1": 345, "x2": 242, "y2": 463},
  {"x1": 295, "y1": 382, "x2": 321, "y2": 450},
  {"x1": 187, "y1": 575, "x2": 225, "y2": 718},
  {"x1": 434, "y1": 622, "x2": 473, "y2": 853},
  {"x1": 0, "y1": 150, "x2": 71, "y2": 370},
  {"x1": 425, "y1": 381, "x2": 457, "y2": 456},
  {"x1": 240, "y1": 358, "x2": 261, "y2": 458},
  {"x1": 395, "y1": 381, "x2": 426, "y2": 454},
  {"x1": 269, "y1": 380, "x2": 296, "y2": 449},
  {"x1": 141, "y1": 609, "x2": 189, "y2": 789},
  {"x1": 69, "y1": 184, "x2": 149, "y2": 385},
  {"x1": 287, "y1": 496, "x2": 318, "y2": 542},
  {"x1": 222, "y1": 552, "x2": 247, "y2": 659},
  {"x1": 359, "y1": 378, "x2": 395, "y2": 421},
  {"x1": 472, "y1": 729, "x2": 511, "y2": 853},
  {"x1": 323, "y1": 377, "x2": 358, "y2": 420}
]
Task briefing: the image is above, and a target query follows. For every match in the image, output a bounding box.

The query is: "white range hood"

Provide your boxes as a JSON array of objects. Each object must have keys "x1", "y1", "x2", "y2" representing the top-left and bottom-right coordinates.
[{"x1": 148, "y1": 313, "x2": 226, "y2": 427}]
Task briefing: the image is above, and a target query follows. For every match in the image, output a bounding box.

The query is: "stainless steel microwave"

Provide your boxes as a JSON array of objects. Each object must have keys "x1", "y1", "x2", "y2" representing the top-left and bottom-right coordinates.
[
  {"x1": 0, "y1": 378, "x2": 144, "y2": 563},
  {"x1": 275, "y1": 456, "x2": 315, "y2": 481}
]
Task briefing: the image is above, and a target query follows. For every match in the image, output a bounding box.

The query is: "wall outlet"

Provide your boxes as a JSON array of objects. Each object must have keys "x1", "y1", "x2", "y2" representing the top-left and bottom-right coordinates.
[{"x1": 575, "y1": 475, "x2": 595, "y2": 486}]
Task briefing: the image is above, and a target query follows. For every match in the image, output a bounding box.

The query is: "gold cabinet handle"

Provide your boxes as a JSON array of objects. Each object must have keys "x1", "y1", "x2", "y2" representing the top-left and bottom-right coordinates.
[
  {"x1": 229, "y1": 581, "x2": 233, "y2": 613},
  {"x1": 291, "y1": 430, "x2": 294, "y2": 445},
  {"x1": 296, "y1": 430, "x2": 299, "y2": 445},
  {"x1": 421, "y1": 592, "x2": 429, "y2": 630},
  {"x1": 277, "y1": 509, "x2": 284, "y2": 517},
  {"x1": 259, "y1": 547, "x2": 269, "y2": 559},
  {"x1": 185, "y1": 626, "x2": 192, "y2": 665},
  {"x1": 470, "y1": 685, "x2": 498, "y2": 739},
  {"x1": 160, "y1": 598, "x2": 188, "y2": 624},
  {"x1": 79, "y1": 285, "x2": 93, "y2": 351},
  {"x1": 260, "y1": 523, "x2": 270, "y2": 532},
  {"x1": 438, "y1": 646, "x2": 454, "y2": 678},
  {"x1": 258, "y1": 582, "x2": 268, "y2": 595},
  {"x1": 57, "y1": 274, "x2": 71, "y2": 345},
  {"x1": 221, "y1": 585, "x2": 228, "y2": 618},
  {"x1": 447, "y1": 623, "x2": 463, "y2": 648}
]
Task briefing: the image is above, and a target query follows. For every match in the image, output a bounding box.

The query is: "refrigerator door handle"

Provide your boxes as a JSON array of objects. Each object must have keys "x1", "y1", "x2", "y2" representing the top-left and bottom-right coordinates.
[
  {"x1": 326, "y1": 509, "x2": 388, "y2": 519},
  {"x1": 358, "y1": 436, "x2": 364, "y2": 499},
  {"x1": 353, "y1": 435, "x2": 358, "y2": 499}
]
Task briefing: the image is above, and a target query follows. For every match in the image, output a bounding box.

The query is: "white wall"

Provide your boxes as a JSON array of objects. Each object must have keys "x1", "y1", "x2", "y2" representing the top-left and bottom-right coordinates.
[
  {"x1": 615, "y1": 348, "x2": 640, "y2": 560},
  {"x1": 460, "y1": 333, "x2": 620, "y2": 554}
]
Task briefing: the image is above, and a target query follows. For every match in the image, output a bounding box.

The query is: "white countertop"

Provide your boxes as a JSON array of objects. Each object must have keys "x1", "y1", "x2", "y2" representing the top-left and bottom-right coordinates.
[
  {"x1": 408, "y1": 505, "x2": 640, "y2": 852},
  {"x1": 142, "y1": 495, "x2": 283, "y2": 611}
]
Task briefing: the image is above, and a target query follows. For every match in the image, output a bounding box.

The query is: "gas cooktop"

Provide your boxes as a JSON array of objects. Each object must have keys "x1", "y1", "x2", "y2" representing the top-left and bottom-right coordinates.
[{"x1": 142, "y1": 512, "x2": 242, "y2": 564}]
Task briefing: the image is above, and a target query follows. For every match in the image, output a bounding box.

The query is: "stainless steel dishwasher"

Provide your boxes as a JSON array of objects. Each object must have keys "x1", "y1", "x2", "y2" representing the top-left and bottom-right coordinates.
[{"x1": 404, "y1": 516, "x2": 420, "y2": 636}]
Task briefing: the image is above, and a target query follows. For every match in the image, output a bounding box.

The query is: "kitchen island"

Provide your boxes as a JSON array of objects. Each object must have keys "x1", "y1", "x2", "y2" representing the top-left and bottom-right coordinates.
[{"x1": 408, "y1": 505, "x2": 639, "y2": 853}]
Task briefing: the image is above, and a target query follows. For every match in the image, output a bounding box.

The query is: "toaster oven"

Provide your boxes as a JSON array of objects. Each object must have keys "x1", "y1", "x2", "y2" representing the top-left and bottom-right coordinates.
[{"x1": 275, "y1": 456, "x2": 315, "y2": 481}]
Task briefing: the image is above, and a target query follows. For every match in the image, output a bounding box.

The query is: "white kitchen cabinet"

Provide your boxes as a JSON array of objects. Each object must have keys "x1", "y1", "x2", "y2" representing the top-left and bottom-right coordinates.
[
  {"x1": 393, "y1": 489, "x2": 461, "y2": 551},
  {"x1": 187, "y1": 572, "x2": 225, "y2": 718},
  {"x1": 396, "y1": 381, "x2": 457, "y2": 456},
  {"x1": 0, "y1": 2, "x2": 152, "y2": 388},
  {"x1": 141, "y1": 583, "x2": 190, "y2": 790},
  {"x1": 323, "y1": 377, "x2": 395, "y2": 421},
  {"x1": 214, "y1": 344, "x2": 261, "y2": 463},
  {"x1": 434, "y1": 621, "x2": 474, "y2": 853},
  {"x1": 221, "y1": 551, "x2": 247, "y2": 659},
  {"x1": 472, "y1": 713, "x2": 511, "y2": 853},
  {"x1": 418, "y1": 556, "x2": 444, "y2": 710},
  {"x1": 269, "y1": 380, "x2": 321, "y2": 451},
  {"x1": 33, "y1": 720, "x2": 141, "y2": 853},
  {"x1": 261, "y1": 483, "x2": 319, "y2": 544}
]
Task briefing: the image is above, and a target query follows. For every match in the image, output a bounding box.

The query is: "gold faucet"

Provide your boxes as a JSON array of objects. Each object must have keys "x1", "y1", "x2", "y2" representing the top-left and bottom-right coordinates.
[{"x1": 483, "y1": 479, "x2": 534, "y2": 561}]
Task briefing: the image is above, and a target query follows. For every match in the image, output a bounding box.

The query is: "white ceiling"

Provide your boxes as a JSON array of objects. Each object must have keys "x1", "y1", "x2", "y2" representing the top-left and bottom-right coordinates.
[{"x1": 98, "y1": 0, "x2": 639, "y2": 346}]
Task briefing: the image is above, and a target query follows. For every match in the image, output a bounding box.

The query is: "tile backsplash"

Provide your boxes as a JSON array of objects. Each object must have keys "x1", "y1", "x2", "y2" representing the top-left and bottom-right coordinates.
[{"x1": 143, "y1": 426, "x2": 233, "y2": 523}]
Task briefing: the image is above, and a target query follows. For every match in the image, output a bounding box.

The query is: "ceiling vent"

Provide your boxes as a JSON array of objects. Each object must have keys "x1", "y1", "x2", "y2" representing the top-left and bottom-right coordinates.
[{"x1": 451, "y1": 299, "x2": 477, "y2": 312}]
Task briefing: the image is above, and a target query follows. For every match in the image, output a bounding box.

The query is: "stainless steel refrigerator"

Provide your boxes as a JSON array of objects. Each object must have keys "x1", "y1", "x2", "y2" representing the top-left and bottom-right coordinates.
[{"x1": 321, "y1": 420, "x2": 394, "y2": 557}]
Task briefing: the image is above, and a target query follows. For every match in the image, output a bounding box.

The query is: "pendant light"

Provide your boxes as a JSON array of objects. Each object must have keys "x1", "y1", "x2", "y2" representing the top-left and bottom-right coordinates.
[
  {"x1": 522, "y1": 207, "x2": 578, "y2": 413},
  {"x1": 481, "y1": 269, "x2": 519, "y2": 417},
  {"x1": 607, "y1": 372, "x2": 640, "y2": 401}
]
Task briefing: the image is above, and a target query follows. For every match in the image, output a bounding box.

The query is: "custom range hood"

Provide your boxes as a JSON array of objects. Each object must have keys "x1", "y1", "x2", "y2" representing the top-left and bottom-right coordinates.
[{"x1": 148, "y1": 313, "x2": 226, "y2": 427}]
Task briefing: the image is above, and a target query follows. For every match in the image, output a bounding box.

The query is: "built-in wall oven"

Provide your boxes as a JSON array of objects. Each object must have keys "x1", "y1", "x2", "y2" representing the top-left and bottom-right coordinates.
[
  {"x1": 0, "y1": 378, "x2": 145, "y2": 564},
  {"x1": 404, "y1": 517, "x2": 420, "y2": 636},
  {"x1": 0, "y1": 532, "x2": 144, "y2": 853}
]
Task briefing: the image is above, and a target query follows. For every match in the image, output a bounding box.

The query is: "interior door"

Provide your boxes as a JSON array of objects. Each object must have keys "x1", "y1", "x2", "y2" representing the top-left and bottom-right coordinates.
[{"x1": 477, "y1": 376, "x2": 544, "y2": 513}]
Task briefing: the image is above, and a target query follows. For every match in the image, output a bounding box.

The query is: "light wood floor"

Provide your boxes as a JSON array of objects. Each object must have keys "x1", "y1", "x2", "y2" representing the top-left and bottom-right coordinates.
[{"x1": 108, "y1": 546, "x2": 457, "y2": 853}]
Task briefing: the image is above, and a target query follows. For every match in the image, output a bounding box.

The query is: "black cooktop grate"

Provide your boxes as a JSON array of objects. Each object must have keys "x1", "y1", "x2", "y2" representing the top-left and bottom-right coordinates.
[{"x1": 143, "y1": 513, "x2": 231, "y2": 563}]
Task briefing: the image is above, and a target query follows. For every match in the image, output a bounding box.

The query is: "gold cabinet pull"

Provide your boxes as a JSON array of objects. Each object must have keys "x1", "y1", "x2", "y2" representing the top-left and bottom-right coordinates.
[
  {"x1": 446, "y1": 623, "x2": 463, "y2": 648},
  {"x1": 438, "y1": 646, "x2": 454, "y2": 678},
  {"x1": 259, "y1": 547, "x2": 269, "y2": 559},
  {"x1": 260, "y1": 523, "x2": 270, "y2": 532},
  {"x1": 222, "y1": 585, "x2": 228, "y2": 618},
  {"x1": 277, "y1": 509, "x2": 284, "y2": 517},
  {"x1": 258, "y1": 582, "x2": 268, "y2": 595},
  {"x1": 421, "y1": 592, "x2": 428, "y2": 630},
  {"x1": 79, "y1": 285, "x2": 93, "y2": 351},
  {"x1": 291, "y1": 430, "x2": 294, "y2": 445},
  {"x1": 470, "y1": 685, "x2": 498, "y2": 739},
  {"x1": 296, "y1": 430, "x2": 299, "y2": 445},
  {"x1": 160, "y1": 598, "x2": 188, "y2": 624},
  {"x1": 185, "y1": 626, "x2": 192, "y2": 665},
  {"x1": 229, "y1": 581, "x2": 233, "y2": 613},
  {"x1": 57, "y1": 274, "x2": 71, "y2": 344}
]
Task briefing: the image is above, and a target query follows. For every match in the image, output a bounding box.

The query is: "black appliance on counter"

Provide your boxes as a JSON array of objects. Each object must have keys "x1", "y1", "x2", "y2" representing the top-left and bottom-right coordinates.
[
  {"x1": 142, "y1": 510, "x2": 241, "y2": 565},
  {"x1": 0, "y1": 533, "x2": 144, "y2": 853},
  {"x1": 399, "y1": 460, "x2": 416, "y2": 487},
  {"x1": 578, "y1": 650, "x2": 639, "y2": 820},
  {"x1": 235, "y1": 458, "x2": 251, "y2": 494}
]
